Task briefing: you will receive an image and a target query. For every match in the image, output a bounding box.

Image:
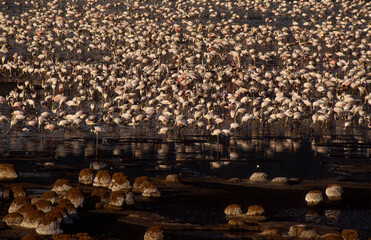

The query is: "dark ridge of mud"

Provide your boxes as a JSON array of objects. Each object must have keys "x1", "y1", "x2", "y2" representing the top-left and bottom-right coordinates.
[{"x1": 0, "y1": 174, "x2": 369, "y2": 239}]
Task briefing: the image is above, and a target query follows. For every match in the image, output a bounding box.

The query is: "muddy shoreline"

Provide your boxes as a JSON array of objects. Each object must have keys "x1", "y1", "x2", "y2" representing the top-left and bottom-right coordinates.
[
  {"x1": 0, "y1": 134, "x2": 370, "y2": 239},
  {"x1": 0, "y1": 173, "x2": 369, "y2": 239}
]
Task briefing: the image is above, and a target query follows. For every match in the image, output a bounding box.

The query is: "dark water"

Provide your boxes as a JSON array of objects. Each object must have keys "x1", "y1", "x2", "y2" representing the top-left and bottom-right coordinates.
[
  {"x1": 0, "y1": 130, "x2": 370, "y2": 238},
  {"x1": 1, "y1": 132, "x2": 370, "y2": 183}
]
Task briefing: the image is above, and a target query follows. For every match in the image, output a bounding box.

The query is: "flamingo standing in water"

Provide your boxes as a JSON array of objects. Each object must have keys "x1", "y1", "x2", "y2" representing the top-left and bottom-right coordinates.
[
  {"x1": 92, "y1": 126, "x2": 103, "y2": 156},
  {"x1": 212, "y1": 128, "x2": 222, "y2": 145},
  {"x1": 44, "y1": 123, "x2": 56, "y2": 151}
]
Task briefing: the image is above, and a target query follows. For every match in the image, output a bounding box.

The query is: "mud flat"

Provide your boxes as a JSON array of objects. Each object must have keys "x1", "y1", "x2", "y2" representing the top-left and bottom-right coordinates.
[{"x1": 0, "y1": 173, "x2": 369, "y2": 240}]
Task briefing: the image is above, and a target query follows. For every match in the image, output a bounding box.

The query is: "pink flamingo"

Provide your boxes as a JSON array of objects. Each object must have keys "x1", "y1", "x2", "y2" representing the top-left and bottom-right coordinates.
[{"x1": 44, "y1": 123, "x2": 56, "y2": 151}]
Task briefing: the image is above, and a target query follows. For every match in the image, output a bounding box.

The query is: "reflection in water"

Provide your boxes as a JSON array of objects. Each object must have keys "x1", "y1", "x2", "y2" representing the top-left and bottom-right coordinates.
[
  {"x1": 55, "y1": 144, "x2": 68, "y2": 158},
  {"x1": 132, "y1": 142, "x2": 143, "y2": 159},
  {"x1": 90, "y1": 161, "x2": 106, "y2": 170},
  {"x1": 113, "y1": 146, "x2": 121, "y2": 156},
  {"x1": 0, "y1": 135, "x2": 370, "y2": 182},
  {"x1": 210, "y1": 161, "x2": 230, "y2": 170},
  {"x1": 325, "y1": 210, "x2": 341, "y2": 224},
  {"x1": 156, "y1": 161, "x2": 171, "y2": 170},
  {"x1": 157, "y1": 144, "x2": 169, "y2": 159},
  {"x1": 305, "y1": 209, "x2": 321, "y2": 224},
  {"x1": 71, "y1": 141, "x2": 83, "y2": 156},
  {"x1": 229, "y1": 152, "x2": 238, "y2": 160},
  {"x1": 175, "y1": 153, "x2": 185, "y2": 162},
  {"x1": 84, "y1": 141, "x2": 96, "y2": 158},
  {"x1": 25, "y1": 140, "x2": 38, "y2": 152}
]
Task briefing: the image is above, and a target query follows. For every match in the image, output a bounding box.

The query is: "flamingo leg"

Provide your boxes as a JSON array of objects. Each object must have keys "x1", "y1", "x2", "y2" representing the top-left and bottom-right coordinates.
[
  {"x1": 96, "y1": 133, "x2": 98, "y2": 156},
  {"x1": 50, "y1": 130, "x2": 53, "y2": 152}
]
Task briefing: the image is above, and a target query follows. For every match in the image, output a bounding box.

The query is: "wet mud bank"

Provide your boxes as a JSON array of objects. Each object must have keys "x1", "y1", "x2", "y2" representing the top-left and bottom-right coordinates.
[{"x1": 0, "y1": 174, "x2": 369, "y2": 240}]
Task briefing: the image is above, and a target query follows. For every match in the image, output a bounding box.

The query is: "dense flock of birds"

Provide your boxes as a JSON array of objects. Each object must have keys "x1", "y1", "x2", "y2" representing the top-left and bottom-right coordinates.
[{"x1": 0, "y1": 0, "x2": 370, "y2": 139}]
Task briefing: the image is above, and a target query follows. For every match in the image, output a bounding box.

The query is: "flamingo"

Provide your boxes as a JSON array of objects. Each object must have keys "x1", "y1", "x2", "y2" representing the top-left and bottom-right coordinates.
[
  {"x1": 212, "y1": 128, "x2": 222, "y2": 145},
  {"x1": 92, "y1": 126, "x2": 103, "y2": 156},
  {"x1": 44, "y1": 123, "x2": 56, "y2": 150}
]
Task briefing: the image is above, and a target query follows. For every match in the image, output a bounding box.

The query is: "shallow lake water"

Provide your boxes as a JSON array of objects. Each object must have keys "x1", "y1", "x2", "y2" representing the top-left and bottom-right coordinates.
[
  {"x1": 1, "y1": 130, "x2": 370, "y2": 182},
  {"x1": 0, "y1": 129, "x2": 370, "y2": 239}
]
